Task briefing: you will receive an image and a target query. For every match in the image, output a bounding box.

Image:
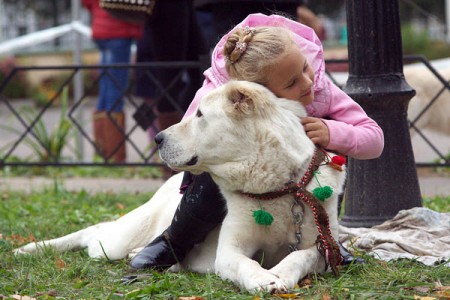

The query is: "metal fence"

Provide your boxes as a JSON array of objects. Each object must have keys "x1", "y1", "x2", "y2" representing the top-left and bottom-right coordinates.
[{"x1": 0, "y1": 56, "x2": 449, "y2": 168}]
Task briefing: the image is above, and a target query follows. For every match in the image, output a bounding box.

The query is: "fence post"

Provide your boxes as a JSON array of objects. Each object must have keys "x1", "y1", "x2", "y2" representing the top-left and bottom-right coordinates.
[
  {"x1": 71, "y1": 0, "x2": 85, "y2": 160},
  {"x1": 340, "y1": 0, "x2": 422, "y2": 228}
]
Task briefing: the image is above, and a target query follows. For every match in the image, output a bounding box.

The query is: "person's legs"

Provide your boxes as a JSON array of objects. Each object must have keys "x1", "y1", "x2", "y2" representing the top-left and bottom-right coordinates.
[
  {"x1": 148, "y1": 0, "x2": 207, "y2": 123},
  {"x1": 130, "y1": 172, "x2": 227, "y2": 269},
  {"x1": 178, "y1": 2, "x2": 209, "y2": 111},
  {"x1": 95, "y1": 39, "x2": 108, "y2": 111},
  {"x1": 93, "y1": 38, "x2": 132, "y2": 162},
  {"x1": 102, "y1": 38, "x2": 133, "y2": 112},
  {"x1": 147, "y1": 1, "x2": 188, "y2": 116}
]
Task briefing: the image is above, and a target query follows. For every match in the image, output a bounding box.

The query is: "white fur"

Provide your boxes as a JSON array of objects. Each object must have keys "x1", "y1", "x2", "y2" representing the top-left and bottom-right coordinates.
[
  {"x1": 15, "y1": 81, "x2": 346, "y2": 294},
  {"x1": 406, "y1": 66, "x2": 450, "y2": 135}
]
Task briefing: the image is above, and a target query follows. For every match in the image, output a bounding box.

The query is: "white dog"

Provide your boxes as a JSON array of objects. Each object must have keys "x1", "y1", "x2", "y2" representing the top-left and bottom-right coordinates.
[
  {"x1": 405, "y1": 66, "x2": 450, "y2": 135},
  {"x1": 15, "y1": 81, "x2": 346, "y2": 293}
]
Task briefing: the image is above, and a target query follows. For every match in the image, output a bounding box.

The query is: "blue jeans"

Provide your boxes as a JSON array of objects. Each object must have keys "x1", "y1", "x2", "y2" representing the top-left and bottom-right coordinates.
[{"x1": 95, "y1": 38, "x2": 133, "y2": 112}]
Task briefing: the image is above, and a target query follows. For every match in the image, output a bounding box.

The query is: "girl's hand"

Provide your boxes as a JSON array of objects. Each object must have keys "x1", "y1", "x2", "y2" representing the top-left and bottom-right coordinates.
[{"x1": 301, "y1": 117, "x2": 330, "y2": 147}]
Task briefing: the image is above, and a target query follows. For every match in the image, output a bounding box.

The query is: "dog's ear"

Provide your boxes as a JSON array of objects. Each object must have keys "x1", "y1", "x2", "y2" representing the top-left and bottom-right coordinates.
[{"x1": 226, "y1": 87, "x2": 255, "y2": 116}]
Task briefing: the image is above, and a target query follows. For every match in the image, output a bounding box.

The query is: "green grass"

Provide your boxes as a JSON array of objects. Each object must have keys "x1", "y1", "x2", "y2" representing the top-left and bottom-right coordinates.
[
  {"x1": 0, "y1": 184, "x2": 449, "y2": 299},
  {"x1": 0, "y1": 165, "x2": 163, "y2": 179}
]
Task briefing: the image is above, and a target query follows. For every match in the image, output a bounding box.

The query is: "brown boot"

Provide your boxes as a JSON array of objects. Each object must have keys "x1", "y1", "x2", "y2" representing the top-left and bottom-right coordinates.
[
  {"x1": 93, "y1": 110, "x2": 106, "y2": 159},
  {"x1": 93, "y1": 111, "x2": 127, "y2": 162}
]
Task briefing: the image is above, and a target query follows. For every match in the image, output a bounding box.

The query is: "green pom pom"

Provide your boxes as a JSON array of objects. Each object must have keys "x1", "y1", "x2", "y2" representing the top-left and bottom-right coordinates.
[
  {"x1": 313, "y1": 186, "x2": 333, "y2": 201},
  {"x1": 253, "y1": 209, "x2": 274, "y2": 226}
]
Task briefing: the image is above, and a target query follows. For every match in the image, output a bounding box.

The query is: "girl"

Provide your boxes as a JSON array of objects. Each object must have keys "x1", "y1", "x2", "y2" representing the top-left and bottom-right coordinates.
[{"x1": 130, "y1": 13, "x2": 384, "y2": 270}]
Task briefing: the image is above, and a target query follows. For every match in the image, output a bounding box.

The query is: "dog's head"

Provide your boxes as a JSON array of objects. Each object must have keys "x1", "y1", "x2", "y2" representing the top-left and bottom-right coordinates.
[{"x1": 156, "y1": 80, "x2": 315, "y2": 192}]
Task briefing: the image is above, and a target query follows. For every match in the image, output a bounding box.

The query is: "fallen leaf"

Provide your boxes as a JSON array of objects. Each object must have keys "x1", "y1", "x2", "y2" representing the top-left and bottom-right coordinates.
[
  {"x1": 116, "y1": 202, "x2": 125, "y2": 210},
  {"x1": 298, "y1": 277, "x2": 312, "y2": 289},
  {"x1": 322, "y1": 294, "x2": 331, "y2": 300},
  {"x1": 54, "y1": 257, "x2": 66, "y2": 269},
  {"x1": 5, "y1": 233, "x2": 36, "y2": 246},
  {"x1": 435, "y1": 285, "x2": 450, "y2": 299},
  {"x1": 410, "y1": 286, "x2": 432, "y2": 294},
  {"x1": 413, "y1": 296, "x2": 437, "y2": 300},
  {"x1": 35, "y1": 290, "x2": 57, "y2": 297},
  {"x1": 277, "y1": 293, "x2": 300, "y2": 299},
  {"x1": 12, "y1": 295, "x2": 36, "y2": 300}
]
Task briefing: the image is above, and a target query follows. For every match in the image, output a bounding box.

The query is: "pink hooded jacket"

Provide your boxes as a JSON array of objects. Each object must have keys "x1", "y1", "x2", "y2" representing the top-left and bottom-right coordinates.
[{"x1": 184, "y1": 14, "x2": 384, "y2": 159}]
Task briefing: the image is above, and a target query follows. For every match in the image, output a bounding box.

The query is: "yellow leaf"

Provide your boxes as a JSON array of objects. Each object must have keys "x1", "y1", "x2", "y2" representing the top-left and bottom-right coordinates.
[
  {"x1": 277, "y1": 294, "x2": 297, "y2": 298},
  {"x1": 12, "y1": 295, "x2": 36, "y2": 300},
  {"x1": 413, "y1": 296, "x2": 437, "y2": 300}
]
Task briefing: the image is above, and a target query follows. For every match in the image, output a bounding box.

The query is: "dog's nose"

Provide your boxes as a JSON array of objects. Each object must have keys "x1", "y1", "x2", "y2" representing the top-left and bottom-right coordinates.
[{"x1": 154, "y1": 132, "x2": 164, "y2": 146}]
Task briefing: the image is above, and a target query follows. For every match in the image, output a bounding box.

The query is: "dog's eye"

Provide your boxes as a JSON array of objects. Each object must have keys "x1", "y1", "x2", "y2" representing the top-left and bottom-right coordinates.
[{"x1": 196, "y1": 109, "x2": 203, "y2": 118}]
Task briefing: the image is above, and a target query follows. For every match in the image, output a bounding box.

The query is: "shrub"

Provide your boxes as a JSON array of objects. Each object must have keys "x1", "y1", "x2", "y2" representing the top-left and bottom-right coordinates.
[{"x1": 402, "y1": 23, "x2": 450, "y2": 60}]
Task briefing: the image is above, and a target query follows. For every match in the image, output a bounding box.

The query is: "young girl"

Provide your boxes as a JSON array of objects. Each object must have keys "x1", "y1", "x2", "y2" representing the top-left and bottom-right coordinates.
[{"x1": 130, "y1": 13, "x2": 384, "y2": 270}]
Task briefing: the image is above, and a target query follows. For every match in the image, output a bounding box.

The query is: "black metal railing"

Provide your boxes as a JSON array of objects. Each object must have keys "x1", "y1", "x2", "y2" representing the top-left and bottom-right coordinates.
[{"x1": 0, "y1": 56, "x2": 448, "y2": 168}]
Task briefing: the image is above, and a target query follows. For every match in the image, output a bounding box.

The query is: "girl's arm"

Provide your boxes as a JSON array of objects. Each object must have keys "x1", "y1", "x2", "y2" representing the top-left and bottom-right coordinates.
[{"x1": 320, "y1": 81, "x2": 384, "y2": 160}]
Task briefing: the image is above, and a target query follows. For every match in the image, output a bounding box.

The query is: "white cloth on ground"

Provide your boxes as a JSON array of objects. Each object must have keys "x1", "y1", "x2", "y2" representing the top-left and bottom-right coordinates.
[{"x1": 339, "y1": 207, "x2": 450, "y2": 267}]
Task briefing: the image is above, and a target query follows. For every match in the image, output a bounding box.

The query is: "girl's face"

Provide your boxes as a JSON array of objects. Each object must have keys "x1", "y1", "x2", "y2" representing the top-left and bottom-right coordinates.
[{"x1": 265, "y1": 44, "x2": 315, "y2": 106}]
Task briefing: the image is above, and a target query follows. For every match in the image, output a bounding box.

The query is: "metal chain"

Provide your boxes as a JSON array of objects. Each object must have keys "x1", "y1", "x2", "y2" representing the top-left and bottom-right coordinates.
[{"x1": 288, "y1": 199, "x2": 305, "y2": 252}]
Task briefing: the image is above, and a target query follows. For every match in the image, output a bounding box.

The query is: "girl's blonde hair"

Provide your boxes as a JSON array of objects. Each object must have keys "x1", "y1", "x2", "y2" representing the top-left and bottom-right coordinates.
[{"x1": 223, "y1": 26, "x2": 294, "y2": 85}]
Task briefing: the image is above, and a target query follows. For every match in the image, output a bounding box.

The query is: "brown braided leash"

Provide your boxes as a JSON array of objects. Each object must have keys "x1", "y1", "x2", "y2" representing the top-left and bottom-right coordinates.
[{"x1": 242, "y1": 147, "x2": 343, "y2": 275}]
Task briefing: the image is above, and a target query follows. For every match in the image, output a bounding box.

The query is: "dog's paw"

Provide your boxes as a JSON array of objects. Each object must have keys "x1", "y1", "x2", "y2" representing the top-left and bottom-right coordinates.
[
  {"x1": 245, "y1": 271, "x2": 288, "y2": 294},
  {"x1": 13, "y1": 243, "x2": 38, "y2": 255},
  {"x1": 13, "y1": 247, "x2": 30, "y2": 256},
  {"x1": 268, "y1": 270, "x2": 299, "y2": 290}
]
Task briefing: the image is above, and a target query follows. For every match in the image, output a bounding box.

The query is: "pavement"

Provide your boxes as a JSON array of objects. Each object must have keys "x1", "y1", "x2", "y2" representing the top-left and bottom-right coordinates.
[{"x1": 0, "y1": 170, "x2": 449, "y2": 197}]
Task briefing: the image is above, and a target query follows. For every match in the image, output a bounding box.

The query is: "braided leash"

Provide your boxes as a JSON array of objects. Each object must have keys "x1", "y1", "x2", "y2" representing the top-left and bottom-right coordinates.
[{"x1": 242, "y1": 147, "x2": 343, "y2": 275}]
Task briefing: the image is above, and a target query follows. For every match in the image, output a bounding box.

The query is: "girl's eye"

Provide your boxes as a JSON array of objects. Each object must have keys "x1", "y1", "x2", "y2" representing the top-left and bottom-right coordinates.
[
  {"x1": 286, "y1": 79, "x2": 296, "y2": 88},
  {"x1": 196, "y1": 109, "x2": 203, "y2": 117},
  {"x1": 303, "y1": 63, "x2": 309, "y2": 72}
]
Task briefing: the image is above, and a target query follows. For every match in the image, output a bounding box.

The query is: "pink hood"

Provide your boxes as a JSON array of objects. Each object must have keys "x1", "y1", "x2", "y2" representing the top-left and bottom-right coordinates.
[
  {"x1": 184, "y1": 13, "x2": 327, "y2": 118},
  {"x1": 207, "y1": 13, "x2": 326, "y2": 96}
]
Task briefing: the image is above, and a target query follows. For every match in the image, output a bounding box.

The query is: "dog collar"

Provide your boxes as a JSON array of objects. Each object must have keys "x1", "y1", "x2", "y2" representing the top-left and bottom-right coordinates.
[{"x1": 242, "y1": 147, "x2": 345, "y2": 275}]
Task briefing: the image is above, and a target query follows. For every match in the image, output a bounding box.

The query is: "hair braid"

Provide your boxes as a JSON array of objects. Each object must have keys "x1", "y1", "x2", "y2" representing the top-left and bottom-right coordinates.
[{"x1": 223, "y1": 26, "x2": 293, "y2": 84}]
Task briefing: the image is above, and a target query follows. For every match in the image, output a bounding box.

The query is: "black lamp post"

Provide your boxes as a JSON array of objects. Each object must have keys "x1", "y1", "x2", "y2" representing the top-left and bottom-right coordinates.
[{"x1": 340, "y1": 0, "x2": 422, "y2": 228}]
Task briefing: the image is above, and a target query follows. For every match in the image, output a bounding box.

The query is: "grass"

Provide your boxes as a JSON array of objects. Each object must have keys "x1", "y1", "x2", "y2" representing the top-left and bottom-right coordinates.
[
  {"x1": 0, "y1": 182, "x2": 449, "y2": 299},
  {"x1": 0, "y1": 165, "x2": 163, "y2": 179}
]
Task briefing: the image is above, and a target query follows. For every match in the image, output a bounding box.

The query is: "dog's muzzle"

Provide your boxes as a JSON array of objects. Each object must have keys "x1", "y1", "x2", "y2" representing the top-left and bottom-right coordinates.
[
  {"x1": 155, "y1": 132, "x2": 164, "y2": 149},
  {"x1": 155, "y1": 132, "x2": 198, "y2": 167}
]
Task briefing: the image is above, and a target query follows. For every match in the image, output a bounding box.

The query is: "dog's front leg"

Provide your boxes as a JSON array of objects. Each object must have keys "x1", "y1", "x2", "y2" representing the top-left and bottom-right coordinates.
[
  {"x1": 215, "y1": 243, "x2": 288, "y2": 294},
  {"x1": 269, "y1": 247, "x2": 326, "y2": 288}
]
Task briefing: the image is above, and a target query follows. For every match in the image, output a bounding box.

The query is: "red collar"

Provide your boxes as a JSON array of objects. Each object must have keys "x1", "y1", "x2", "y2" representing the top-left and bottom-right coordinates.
[{"x1": 241, "y1": 147, "x2": 325, "y2": 200}]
